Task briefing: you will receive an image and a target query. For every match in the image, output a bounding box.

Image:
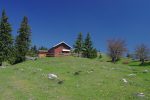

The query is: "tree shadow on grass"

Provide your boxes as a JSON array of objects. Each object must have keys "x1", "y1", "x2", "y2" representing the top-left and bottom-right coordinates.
[
  {"x1": 129, "y1": 61, "x2": 150, "y2": 67},
  {"x1": 139, "y1": 62, "x2": 150, "y2": 66},
  {"x1": 106, "y1": 60, "x2": 112, "y2": 62}
]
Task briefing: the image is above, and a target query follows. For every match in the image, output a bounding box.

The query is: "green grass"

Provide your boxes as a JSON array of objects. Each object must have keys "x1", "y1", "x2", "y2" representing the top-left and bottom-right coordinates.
[{"x1": 0, "y1": 56, "x2": 149, "y2": 100}]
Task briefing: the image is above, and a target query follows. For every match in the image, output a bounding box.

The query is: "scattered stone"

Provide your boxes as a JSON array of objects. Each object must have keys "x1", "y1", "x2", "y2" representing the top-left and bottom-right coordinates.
[
  {"x1": 87, "y1": 69, "x2": 94, "y2": 73},
  {"x1": 128, "y1": 74, "x2": 136, "y2": 77},
  {"x1": 37, "y1": 68, "x2": 42, "y2": 71},
  {"x1": 87, "y1": 70, "x2": 94, "y2": 74},
  {"x1": 25, "y1": 56, "x2": 38, "y2": 61},
  {"x1": 1, "y1": 66, "x2": 6, "y2": 69},
  {"x1": 122, "y1": 78, "x2": 128, "y2": 83},
  {"x1": 112, "y1": 68, "x2": 115, "y2": 70},
  {"x1": 20, "y1": 68, "x2": 24, "y2": 71},
  {"x1": 143, "y1": 70, "x2": 149, "y2": 73},
  {"x1": 137, "y1": 93, "x2": 145, "y2": 97},
  {"x1": 111, "y1": 68, "x2": 119, "y2": 70},
  {"x1": 48, "y1": 73, "x2": 58, "y2": 79},
  {"x1": 57, "y1": 80, "x2": 64, "y2": 84}
]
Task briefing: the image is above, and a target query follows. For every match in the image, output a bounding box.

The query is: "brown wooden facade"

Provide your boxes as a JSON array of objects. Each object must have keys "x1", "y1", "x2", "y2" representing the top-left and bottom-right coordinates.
[{"x1": 48, "y1": 41, "x2": 72, "y2": 57}]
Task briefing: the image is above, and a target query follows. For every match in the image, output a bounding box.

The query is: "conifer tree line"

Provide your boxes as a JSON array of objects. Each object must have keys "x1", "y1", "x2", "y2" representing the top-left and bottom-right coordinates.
[
  {"x1": 0, "y1": 10, "x2": 31, "y2": 65},
  {"x1": 73, "y1": 32, "x2": 97, "y2": 58},
  {"x1": 74, "y1": 33, "x2": 150, "y2": 65}
]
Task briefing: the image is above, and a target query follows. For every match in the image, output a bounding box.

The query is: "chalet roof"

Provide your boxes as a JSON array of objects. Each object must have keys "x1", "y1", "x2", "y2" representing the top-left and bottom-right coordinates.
[{"x1": 52, "y1": 41, "x2": 72, "y2": 48}]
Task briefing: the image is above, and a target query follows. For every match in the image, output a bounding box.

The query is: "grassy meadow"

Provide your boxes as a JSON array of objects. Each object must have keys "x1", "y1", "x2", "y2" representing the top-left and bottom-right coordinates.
[{"x1": 0, "y1": 56, "x2": 149, "y2": 100}]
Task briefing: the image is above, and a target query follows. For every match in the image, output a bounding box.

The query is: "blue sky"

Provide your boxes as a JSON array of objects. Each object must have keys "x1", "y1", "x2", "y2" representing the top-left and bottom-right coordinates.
[{"x1": 0, "y1": 0, "x2": 150, "y2": 52}]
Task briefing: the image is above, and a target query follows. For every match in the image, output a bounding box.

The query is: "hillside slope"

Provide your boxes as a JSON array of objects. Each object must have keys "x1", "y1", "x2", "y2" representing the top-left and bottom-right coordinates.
[{"x1": 0, "y1": 57, "x2": 149, "y2": 100}]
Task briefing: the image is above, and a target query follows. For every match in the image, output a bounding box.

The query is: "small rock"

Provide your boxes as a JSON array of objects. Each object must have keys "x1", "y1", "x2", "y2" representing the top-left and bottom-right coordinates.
[
  {"x1": 20, "y1": 68, "x2": 24, "y2": 71},
  {"x1": 112, "y1": 68, "x2": 118, "y2": 70},
  {"x1": 87, "y1": 70, "x2": 93, "y2": 74},
  {"x1": 37, "y1": 68, "x2": 42, "y2": 71},
  {"x1": 143, "y1": 70, "x2": 149, "y2": 73},
  {"x1": 48, "y1": 73, "x2": 58, "y2": 79},
  {"x1": 128, "y1": 74, "x2": 136, "y2": 77},
  {"x1": 137, "y1": 93, "x2": 145, "y2": 97},
  {"x1": 26, "y1": 56, "x2": 37, "y2": 61},
  {"x1": 122, "y1": 78, "x2": 128, "y2": 83}
]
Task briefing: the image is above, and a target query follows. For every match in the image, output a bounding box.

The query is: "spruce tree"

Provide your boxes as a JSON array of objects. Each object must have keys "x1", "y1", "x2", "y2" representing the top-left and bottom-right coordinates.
[
  {"x1": 83, "y1": 33, "x2": 93, "y2": 58},
  {"x1": 38, "y1": 46, "x2": 48, "y2": 50},
  {"x1": 15, "y1": 16, "x2": 31, "y2": 63},
  {"x1": 83, "y1": 33, "x2": 97, "y2": 58},
  {"x1": 73, "y1": 32, "x2": 83, "y2": 57},
  {"x1": 0, "y1": 10, "x2": 13, "y2": 66},
  {"x1": 32, "y1": 45, "x2": 38, "y2": 54}
]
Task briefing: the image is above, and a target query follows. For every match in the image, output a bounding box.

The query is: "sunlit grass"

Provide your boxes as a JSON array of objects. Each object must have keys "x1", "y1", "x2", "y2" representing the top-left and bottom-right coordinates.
[{"x1": 0, "y1": 56, "x2": 149, "y2": 99}]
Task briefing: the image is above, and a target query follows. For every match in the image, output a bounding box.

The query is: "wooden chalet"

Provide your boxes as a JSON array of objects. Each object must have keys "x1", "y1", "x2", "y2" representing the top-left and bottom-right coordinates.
[
  {"x1": 38, "y1": 50, "x2": 49, "y2": 58},
  {"x1": 48, "y1": 41, "x2": 72, "y2": 57},
  {"x1": 38, "y1": 41, "x2": 72, "y2": 57}
]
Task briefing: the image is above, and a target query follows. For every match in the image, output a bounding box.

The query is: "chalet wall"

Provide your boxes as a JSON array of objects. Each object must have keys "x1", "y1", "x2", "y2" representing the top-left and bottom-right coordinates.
[
  {"x1": 48, "y1": 43, "x2": 71, "y2": 57},
  {"x1": 38, "y1": 51, "x2": 48, "y2": 58},
  {"x1": 38, "y1": 54, "x2": 47, "y2": 58}
]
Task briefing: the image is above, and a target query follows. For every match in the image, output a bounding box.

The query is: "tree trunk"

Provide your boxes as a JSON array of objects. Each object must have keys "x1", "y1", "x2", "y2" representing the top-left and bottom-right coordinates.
[
  {"x1": 0, "y1": 62, "x2": 2, "y2": 66},
  {"x1": 141, "y1": 59, "x2": 144, "y2": 65},
  {"x1": 112, "y1": 57, "x2": 116, "y2": 63}
]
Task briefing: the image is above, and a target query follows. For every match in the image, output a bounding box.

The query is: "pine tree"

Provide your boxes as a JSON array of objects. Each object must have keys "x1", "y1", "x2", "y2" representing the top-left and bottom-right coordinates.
[
  {"x1": 83, "y1": 33, "x2": 97, "y2": 58},
  {"x1": 15, "y1": 16, "x2": 31, "y2": 63},
  {"x1": 0, "y1": 10, "x2": 13, "y2": 66},
  {"x1": 73, "y1": 32, "x2": 83, "y2": 57},
  {"x1": 38, "y1": 46, "x2": 48, "y2": 50},
  {"x1": 27, "y1": 45, "x2": 38, "y2": 57}
]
